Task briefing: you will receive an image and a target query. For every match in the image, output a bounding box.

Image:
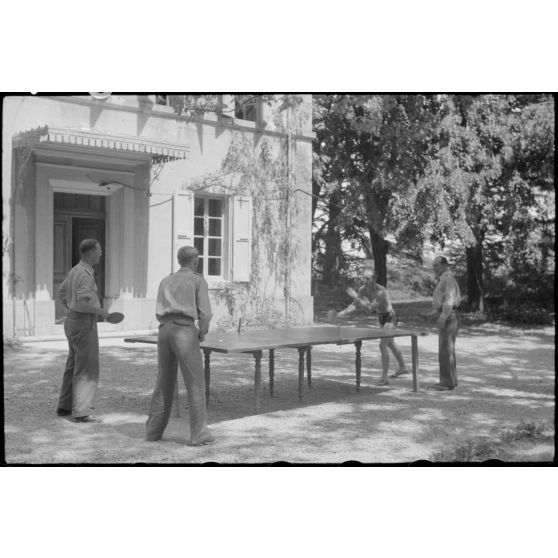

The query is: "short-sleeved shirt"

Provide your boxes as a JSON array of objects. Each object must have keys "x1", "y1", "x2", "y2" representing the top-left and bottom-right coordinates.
[
  {"x1": 156, "y1": 268, "x2": 213, "y2": 334},
  {"x1": 58, "y1": 261, "x2": 100, "y2": 311},
  {"x1": 432, "y1": 270, "x2": 461, "y2": 312}
]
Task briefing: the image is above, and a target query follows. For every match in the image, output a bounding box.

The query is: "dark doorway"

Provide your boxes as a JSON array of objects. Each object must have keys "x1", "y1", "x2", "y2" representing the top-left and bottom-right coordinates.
[{"x1": 53, "y1": 193, "x2": 106, "y2": 320}]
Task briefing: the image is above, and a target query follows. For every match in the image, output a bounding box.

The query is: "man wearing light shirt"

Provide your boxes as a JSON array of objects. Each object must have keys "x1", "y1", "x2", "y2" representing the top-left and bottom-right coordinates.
[
  {"x1": 146, "y1": 245, "x2": 215, "y2": 446},
  {"x1": 424, "y1": 256, "x2": 461, "y2": 391},
  {"x1": 57, "y1": 239, "x2": 110, "y2": 422}
]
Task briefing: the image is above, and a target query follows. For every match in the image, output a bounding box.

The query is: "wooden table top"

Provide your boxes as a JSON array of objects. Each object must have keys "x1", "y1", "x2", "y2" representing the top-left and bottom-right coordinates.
[{"x1": 124, "y1": 325, "x2": 424, "y2": 354}]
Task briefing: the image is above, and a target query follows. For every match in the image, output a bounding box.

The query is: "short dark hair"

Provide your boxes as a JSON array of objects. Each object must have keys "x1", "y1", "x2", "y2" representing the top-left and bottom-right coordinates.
[
  {"x1": 79, "y1": 239, "x2": 100, "y2": 255},
  {"x1": 434, "y1": 256, "x2": 449, "y2": 266},
  {"x1": 177, "y1": 246, "x2": 199, "y2": 266}
]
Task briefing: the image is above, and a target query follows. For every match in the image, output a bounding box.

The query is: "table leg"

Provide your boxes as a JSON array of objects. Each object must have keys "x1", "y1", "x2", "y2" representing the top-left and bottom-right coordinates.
[
  {"x1": 254, "y1": 350, "x2": 263, "y2": 413},
  {"x1": 355, "y1": 340, "x2": 362, "y2": 393},
  {"x1": 269, "y1": 349, "x2": 275, "y2": 397},
  {"x1": 411, "y1": 335, "x2": 419, "y2": 392},
  {"x1": 306, "y1": 346, "x2": 312, "y2": 387},
  {"x1": 297, "y1": 347, "x2": 306, "y2": 400},
  {"x1": 203, "y1": 349, "x2": 211, "y2": 407}
]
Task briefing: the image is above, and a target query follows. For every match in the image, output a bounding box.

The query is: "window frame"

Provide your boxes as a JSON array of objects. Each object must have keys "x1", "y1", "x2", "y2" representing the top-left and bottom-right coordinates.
[
  {"x1": 155, "y1": 94, "x2": 170, "y2": 106},
  {"x1": 193, "y1": 195, "x2": 229, "y2": 281},
  {"x1": 234, "y1": 95, "x2": 261, "y2": 124}
]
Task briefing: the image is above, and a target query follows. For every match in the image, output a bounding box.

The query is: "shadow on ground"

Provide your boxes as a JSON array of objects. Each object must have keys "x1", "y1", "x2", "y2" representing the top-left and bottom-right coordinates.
[{"x1": 3, "y1": 315, "x2": 555, "y2": 464}]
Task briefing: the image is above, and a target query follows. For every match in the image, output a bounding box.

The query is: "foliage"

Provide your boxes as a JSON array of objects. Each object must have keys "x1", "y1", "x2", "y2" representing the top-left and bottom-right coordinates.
[
  {"x1": 488, "y1": 303, "x2": 554, "y2": 326},
  {"x1": 312, "y1": 94, "x2": 446, "y2": 286},
  {"x1": 419, "y1": 95, "x2": 555, "y2": 311},
  {"x1": 3, "y1": 336, "x2": 23, "y2": 351},
  {"x1": 312, "y1": 94, "x2": 555, "y2": 319},
  {"x1": 183, "y1": 95, "x2": 309, "y2": 328},
  {"x1": 167, "y1": 94, "x2": 303, "y2": 122},
  {"x1": 430, "y1": 420, "x2": 554, "y2": 462},
  {"x1": 211, "y1": 281, "x2": 302, "y2": 331}
]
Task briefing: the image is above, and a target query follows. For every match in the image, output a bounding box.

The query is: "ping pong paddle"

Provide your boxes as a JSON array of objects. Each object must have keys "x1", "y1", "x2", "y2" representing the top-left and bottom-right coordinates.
[
  {"x1": 107, "y1": 312, "x2": 124, "y2": 324},
  {"x1": 326, "y1": 309, "x2": 338, "y2": 323}
]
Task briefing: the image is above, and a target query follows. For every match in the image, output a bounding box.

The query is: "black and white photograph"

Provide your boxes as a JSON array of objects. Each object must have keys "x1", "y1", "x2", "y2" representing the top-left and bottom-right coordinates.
[
  {"x1": 1, "y1": 4, "x2": 557, "y2": 557},
  {"x1": 2, "y1": 92, "x2": 554, "y2": 464}
]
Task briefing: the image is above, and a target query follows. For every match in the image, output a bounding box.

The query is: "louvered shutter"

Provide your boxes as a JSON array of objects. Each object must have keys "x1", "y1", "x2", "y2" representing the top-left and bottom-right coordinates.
[
  {"x1": 173, "y1": 192, "x2": 194, "y2": 272},
  {"x1": 231, "y1": 196, "x2": 252, "y2": 282}
]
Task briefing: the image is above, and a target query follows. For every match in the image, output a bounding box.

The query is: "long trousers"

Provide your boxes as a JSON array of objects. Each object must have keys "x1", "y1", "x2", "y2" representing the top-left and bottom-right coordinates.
[
  {"x1": 146, "y1": 318, "x2": 210, "y2": 443},
  {"x1": 438, "y1": 311, "x2": 459, "y2": 387},
  {"x1": 58, "y1": 312, "x2": 99, "y2": 417}
]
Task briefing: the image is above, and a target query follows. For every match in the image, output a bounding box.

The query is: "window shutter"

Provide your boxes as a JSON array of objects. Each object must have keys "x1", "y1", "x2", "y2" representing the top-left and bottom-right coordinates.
[
  {"x1": 173, "y1": 192, "x2": 194, "y2": 272},
  {"x1": 221, "y1": 95, "x2": 235, "y2": 118},
  {"x1": 232, "y1": 195, "x2": 252, "y2": 282}
]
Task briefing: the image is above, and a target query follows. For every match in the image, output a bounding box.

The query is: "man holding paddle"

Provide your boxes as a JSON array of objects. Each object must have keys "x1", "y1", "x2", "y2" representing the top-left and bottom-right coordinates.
[
  {"x1": 146, "y1": 246, "x2": 215, "y2": 446},
  {"x1": 56, "y1": 239, "x2": 120, "y2": 422},
  {"x1": 337, "y1": 268, "x2": 408, "y2": 386}
]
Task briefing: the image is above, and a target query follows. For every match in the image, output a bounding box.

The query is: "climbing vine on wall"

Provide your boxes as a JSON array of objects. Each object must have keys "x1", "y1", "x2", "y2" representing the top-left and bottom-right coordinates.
[{"x1": 187, "y1": 129, "x2": 307, "y2": 329}]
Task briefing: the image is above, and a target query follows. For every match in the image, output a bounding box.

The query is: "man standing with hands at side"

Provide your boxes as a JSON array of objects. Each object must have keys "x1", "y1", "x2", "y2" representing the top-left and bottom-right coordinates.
[
  {"x1": 146, "y1": 246, "x2": 215, "y2": 446},
  {"x1": 423, "y1": 256, "x2": 462, "y2": 391}
]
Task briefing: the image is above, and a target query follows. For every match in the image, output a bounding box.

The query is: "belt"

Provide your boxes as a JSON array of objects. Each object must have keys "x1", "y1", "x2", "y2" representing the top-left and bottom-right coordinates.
[
  {"x1": 159, "y1": 313, "x2": 195, "y2": 324},
  {"x1": 67, "y1": 310, "x2": 95, "y2": 318}
]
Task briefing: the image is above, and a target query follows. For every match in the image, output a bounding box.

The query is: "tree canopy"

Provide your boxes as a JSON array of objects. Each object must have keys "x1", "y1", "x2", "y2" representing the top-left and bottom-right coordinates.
[{"x1": 312, "y1": 94, "x2": 554, "y2": 311}]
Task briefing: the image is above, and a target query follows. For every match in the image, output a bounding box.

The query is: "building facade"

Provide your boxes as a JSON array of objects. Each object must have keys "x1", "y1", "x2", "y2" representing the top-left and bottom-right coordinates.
[{"x1": 2, "y1": 94, "x2": 313, "y2": 337}]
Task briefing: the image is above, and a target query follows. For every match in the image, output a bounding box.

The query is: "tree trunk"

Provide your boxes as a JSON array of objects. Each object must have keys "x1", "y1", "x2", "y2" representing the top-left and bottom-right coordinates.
[
  {"x1": 466, "y1": 238, "x2": 484, "y2": 312},
  {"x1": 369, "y1": 228, "x2": 389, "y2": 287},
  {"x1": 322, "y1": 191, "x2": 343, "y2": 285}
]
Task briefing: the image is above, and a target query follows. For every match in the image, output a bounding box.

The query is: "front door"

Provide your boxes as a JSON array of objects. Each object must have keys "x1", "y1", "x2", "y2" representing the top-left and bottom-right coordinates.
[
  {"x1": 53, "y1": 193, "x2": 106, "y2": 320},
  {"x1": 53, "y1": 214, "x2": 72, "y2": 320},
  {"x1": 72, "y1": 217, "x2": 105, "y2": 305}
]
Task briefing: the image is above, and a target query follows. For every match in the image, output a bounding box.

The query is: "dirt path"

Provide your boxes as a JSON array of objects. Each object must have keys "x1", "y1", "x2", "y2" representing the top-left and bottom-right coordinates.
[{"x1": 3, "y1": 318, "x2": 555, "y2": 463}]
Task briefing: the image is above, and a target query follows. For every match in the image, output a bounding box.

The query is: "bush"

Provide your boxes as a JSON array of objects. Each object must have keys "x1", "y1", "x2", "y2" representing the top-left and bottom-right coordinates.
[
  {"x1": 431, "y1": 420, "x2": 554, "y2": 462},
  {"x1": 3, "y1": 336, "x2": 23, "y2": 351},
  {"x1": 488, "y1": 302, "x2": 554, "y2": 325}
]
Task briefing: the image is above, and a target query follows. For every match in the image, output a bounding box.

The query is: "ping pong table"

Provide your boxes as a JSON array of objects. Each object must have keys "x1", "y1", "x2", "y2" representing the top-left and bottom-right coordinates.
[{"x1": 125, "y1": 325, "x2": 423, "y2": 413}]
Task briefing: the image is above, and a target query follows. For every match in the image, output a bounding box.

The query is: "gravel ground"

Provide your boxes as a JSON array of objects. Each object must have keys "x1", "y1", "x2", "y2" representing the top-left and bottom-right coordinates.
[{"x1": 3, "y1": 311, "x2": 555, "y2": 464}]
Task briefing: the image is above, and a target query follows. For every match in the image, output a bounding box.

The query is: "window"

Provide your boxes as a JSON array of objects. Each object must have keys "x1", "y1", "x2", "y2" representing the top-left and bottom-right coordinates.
[
  {"x1": 155, "y1": 94, "x2": 169, "y2": 106},
  {"x1": 173, "y1": 193, "x2": 252, "y2": 282},
  {"x1": 193, "y1": 197, "x2": 224, "y2": 277},
  {"x1": 234, "y1": 95, "x2": 258, "y2": 122}
]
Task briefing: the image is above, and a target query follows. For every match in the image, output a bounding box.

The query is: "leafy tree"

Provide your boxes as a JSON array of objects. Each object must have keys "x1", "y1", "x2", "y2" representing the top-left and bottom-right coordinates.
[
  {"x1": 422, "y1": 94, "x2": 555, "y2": 311},
  {"x1": 313, "y1": 94, "x2": 445, "y2": 286}
]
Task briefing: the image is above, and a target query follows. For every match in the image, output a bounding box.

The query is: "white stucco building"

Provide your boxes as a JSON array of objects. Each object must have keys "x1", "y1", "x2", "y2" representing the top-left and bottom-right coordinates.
[{"x1": 2, "y1": 94, "x2": 313, "y2": 337}]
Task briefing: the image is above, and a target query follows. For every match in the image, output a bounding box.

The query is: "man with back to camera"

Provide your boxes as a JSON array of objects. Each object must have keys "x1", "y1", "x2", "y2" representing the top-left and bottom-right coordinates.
[
  {"x1": 57, "y1": 239, "x2": 110, "y2": 422},
  {"x1": 422, "y1": 256, "x2": 461, "y2": 391},
  {"x1": 338, "y1": 268, "x2": 408, "y2": 386},
  {"x1": 146, "y1": 246, "x2": 215, "y2": 446}
]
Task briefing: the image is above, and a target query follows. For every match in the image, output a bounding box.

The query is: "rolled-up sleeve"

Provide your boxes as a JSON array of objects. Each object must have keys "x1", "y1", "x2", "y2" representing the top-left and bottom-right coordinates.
[
  {"x1": 76, "y1": 275, "x2": 95, "y2": 302},
  {"x1": 196, "y1": 278, "x2": 213, "y2": 335}
]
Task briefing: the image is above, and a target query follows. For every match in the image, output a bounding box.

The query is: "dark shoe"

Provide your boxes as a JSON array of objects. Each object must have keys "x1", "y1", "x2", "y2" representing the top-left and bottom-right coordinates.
[
  {"x1": 146, "y1": 435, "x2": 162, "y2": 442},
  {"x1": 73, "y1": 415, "x2": 102, "y2": 423},
  {"x1": 56, "y1": 408, "x2": 72, "y2": 416},
  {"x1": 434, "y1": 385, "x2": 455, "y2": 391}
]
